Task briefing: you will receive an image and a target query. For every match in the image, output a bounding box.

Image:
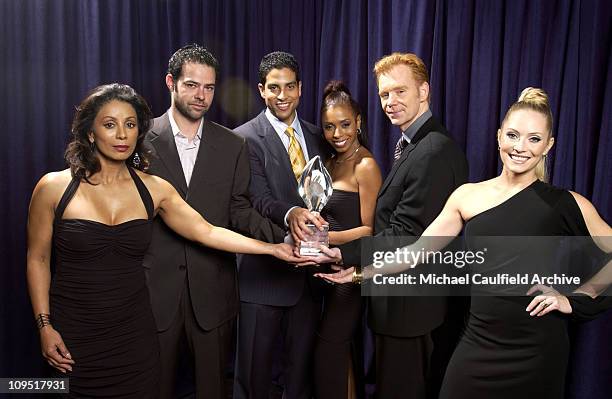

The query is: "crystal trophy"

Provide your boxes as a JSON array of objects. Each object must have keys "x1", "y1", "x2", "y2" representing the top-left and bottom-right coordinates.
[{"x1": 297, "y1": 155, "x2": 333, "y2": 256}]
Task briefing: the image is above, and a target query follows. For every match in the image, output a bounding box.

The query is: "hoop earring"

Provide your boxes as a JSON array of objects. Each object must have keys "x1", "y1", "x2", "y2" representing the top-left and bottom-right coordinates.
[
  {"x1": 132, "y1": 152, "x2": 141, "y2": 167},
  {"x1": 356, "y1": 128, "x2": 361, "y2": 137}
]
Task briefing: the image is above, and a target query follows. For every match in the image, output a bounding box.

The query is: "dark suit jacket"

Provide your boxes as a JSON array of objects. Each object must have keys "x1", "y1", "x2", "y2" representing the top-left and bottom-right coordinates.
[
  {"x1": 342, "y1": 116, "x2": 468, "y2": 337},
  {"x1": 143, "y1": 113, "x2": 285, "y2": 331},
  {"x1": 234, "y1": 111, "x2": 332, "y2": 306}
]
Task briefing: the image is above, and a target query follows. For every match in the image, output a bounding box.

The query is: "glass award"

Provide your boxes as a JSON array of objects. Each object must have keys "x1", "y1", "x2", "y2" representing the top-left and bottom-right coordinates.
[{"x1": 297, "y1": 155, "x2": 333, "y2": 256}]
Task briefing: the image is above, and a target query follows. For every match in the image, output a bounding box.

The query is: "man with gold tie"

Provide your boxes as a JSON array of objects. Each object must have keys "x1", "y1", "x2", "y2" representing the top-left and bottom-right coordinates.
[{"x1": 233, "y1": 51, "x2": 331, "y2": 399}]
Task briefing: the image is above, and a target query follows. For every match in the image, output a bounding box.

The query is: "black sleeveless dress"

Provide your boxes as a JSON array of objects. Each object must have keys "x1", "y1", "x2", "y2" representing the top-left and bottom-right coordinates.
[
  {"x1": 51, "y1": 168, "x2": 159, "y2": 398},
  {"x1": 315, "y1": 190, "x2": 364, "y2": 399},
  {"x1": 439, "y1": 180, "x2": 610, "y2": 399}
]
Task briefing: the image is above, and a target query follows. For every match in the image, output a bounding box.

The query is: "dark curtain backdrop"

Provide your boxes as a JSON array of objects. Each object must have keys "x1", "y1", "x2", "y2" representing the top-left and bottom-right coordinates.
[{"x1": 1, "y1": 0, "x2": 610, "y2": 397}]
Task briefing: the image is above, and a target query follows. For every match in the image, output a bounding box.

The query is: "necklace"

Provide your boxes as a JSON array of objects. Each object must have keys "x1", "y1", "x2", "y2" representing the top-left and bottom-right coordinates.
[{"x1": 334, "y1": 145, "x2": 361, "y2": 164}]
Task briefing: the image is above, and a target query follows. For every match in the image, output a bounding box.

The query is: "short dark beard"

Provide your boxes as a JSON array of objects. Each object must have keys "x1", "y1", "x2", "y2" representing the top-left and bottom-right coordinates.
[{"x1": 172, "y1": 88, "x2": 206, "y2": 122}]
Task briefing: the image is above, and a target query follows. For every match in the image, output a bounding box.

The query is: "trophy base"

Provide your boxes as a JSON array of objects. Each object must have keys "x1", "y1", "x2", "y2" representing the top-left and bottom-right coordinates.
[{"x1": 299, "y1": 224, "x2": 329, "y2": 256}]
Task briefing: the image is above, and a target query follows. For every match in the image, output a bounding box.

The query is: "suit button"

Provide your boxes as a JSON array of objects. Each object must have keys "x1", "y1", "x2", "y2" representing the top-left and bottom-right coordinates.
[{"x1": 179, "y1": 264, "x2": 186, "y2": 270}]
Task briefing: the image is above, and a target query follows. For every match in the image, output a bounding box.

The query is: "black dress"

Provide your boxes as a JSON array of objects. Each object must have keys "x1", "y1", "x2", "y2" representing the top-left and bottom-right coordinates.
[
  {"x1": 315, "y1": 189, "x2": 364, "y2": 399},
  {"x1": 50, "y1": 168, "x2": 159, "y2": 398},
  {"x1": 439, "y1": 180, "x2": 609, "y2": 399}
]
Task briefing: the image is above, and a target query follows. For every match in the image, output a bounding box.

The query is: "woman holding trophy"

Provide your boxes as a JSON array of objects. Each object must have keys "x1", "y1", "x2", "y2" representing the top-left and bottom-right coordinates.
[{"x1": 307, "y1": 81, "x2": 382, "y2": 399}]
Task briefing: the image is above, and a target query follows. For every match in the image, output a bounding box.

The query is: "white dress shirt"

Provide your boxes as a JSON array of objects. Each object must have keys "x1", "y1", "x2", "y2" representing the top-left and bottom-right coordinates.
[{"x1": 168, "y1": 109, "x2": 204, "y2": 186}]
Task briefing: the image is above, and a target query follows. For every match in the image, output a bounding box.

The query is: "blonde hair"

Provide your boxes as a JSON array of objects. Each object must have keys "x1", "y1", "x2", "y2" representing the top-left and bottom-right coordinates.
[
  {"x1": 502, "y1": 87, "x2": 553, "y2": 181},
  {"x1": 373, "y1": 53, "x2": 430, "y2": 100}
]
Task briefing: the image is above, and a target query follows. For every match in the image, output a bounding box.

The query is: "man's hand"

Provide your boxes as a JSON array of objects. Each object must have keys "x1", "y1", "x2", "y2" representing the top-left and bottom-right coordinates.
[{"x1": 287, "y1": 208, "x2": 328, "y2": 243}]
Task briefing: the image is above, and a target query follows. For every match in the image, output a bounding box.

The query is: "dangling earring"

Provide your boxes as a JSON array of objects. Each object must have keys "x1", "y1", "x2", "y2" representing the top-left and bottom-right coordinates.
[
  {"x1": 90, "y1": 141, "x2": 96, "y2": 152},
  {"x1": 132, "y1": 152, "x2": 141, "y2": 167},
  {"x1": 356, "y1": 128, "x2": 361, "y2": 136}
]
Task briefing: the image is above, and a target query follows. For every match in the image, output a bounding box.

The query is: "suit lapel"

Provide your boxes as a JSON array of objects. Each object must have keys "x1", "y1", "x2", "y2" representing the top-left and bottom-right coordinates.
[
  {"x1": 301, "y1": 119, "x2": 322, "y2": 159},
  {"x1": 257, "y1": 113, "x2": 298, "y2": 186},
  {"x1": 150, "y1": 115, "x2": 188, "y2": 195},
  {"x1": 378, "y1": 117, "x2": 438, "y2": 197},
  {"x1": 188, "y1": 120, "x2": 220, "y2": 194},
  {"x1": 378, "y1": 142, "x2": 416, "y2": 197}
]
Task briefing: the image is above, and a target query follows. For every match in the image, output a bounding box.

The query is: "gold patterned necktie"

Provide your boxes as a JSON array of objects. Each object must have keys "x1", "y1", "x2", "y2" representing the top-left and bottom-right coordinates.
[{"x1": 285, "y1": 126, "x2": 306, "y2": 180}]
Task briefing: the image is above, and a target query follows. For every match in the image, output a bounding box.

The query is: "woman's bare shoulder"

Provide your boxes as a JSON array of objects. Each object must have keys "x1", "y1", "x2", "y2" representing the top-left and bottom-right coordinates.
[
  {"x1": 34, "y1": 169, "x2": 72, "y2": 194},
  {"x1": 449, "y1": 179, "x2": 496, "y2": 203},
  {"x1": 134, "y1": 170, "x2": 175, "y2": 196},
  {"x1": 30, "y1": 169, "x2": 73, "y2": 208},
  {"x1": 136, "y1": 170, "x2": 166, "y2": 186},
  {"x1": 41, "y1": 168, "x2": 72, "y2": 183},
  {"x1": 354, "y1": 149, "x2": 381, "y2": 175}
]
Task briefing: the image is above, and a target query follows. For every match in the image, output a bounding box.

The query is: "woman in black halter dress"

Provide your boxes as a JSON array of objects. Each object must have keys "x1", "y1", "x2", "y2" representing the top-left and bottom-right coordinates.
[
  {"x1": 50, "y1": 167, "x2": 159, "y2": 397},
  {"x1": 311, "y1": 81, "x2": 382, "y2": 399},
  {"x1": 317, "y1": 87, "x2": 611, "y2": 398},
  {"x1": 26, "y1": 84, "x2": 299, "y2": 398}
]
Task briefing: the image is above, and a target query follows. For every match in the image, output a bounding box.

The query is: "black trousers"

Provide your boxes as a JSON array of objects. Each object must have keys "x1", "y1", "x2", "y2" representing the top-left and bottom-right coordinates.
[
  {"x1": 157, "y1": 282, "x2": 233, "y2": 399},
  {"x1": 375, "y1": 333, "x2": 434, "y2": 399},
  {"x1": 233, "y1": 292, "x2": 321, "y2": 399}
]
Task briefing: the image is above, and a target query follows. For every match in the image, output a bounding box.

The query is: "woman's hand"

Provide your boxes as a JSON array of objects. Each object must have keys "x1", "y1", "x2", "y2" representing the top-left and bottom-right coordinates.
[
  {"x1": 315, "y1": 266, "x2": 355, "y2": 284},
  {"x1": 526, "y1": 284, "x2": 572, "y2": 316},
  {"x1": 293, "y1": 245, "x2": 343, "y2": 267},
  {"x1": 39, "y1": 326, "x2": 74, "y2": 373},
  {"x1": 271, "y1": 243, "x2": 307, "y2": 263}
]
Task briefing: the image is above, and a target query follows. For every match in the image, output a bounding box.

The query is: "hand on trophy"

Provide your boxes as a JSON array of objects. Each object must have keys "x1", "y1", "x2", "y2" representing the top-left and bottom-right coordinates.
[
  {"x1": 287, "y1": 207, "x2": 328, "y2": 243},
  {"x1": 293, "y1": 245, "x2": 343, "y2": 267},
  {"x1": 296, "y1": 156, "x2": 334, "y2": 256}
]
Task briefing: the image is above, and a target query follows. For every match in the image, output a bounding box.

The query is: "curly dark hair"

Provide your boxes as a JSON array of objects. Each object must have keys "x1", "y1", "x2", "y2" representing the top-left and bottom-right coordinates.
[
  {"x1": 167, "y1": 43, "x2": 219, "y2": 82},
  {"x1": 258, "y1": 51, "x2": 300, "y2": 85},
  {"x1": 64, "y1": 83, "x2": 153, "y2": 182},
  {"x1": 320, "y1": 80, "x2": 368, "y2": 147}
]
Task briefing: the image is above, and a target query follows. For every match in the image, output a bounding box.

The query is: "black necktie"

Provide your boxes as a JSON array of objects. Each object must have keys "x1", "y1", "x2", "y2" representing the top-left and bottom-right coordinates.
[{"x1": 394, "y1": 136, "x2": 408, "y2": 160}]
